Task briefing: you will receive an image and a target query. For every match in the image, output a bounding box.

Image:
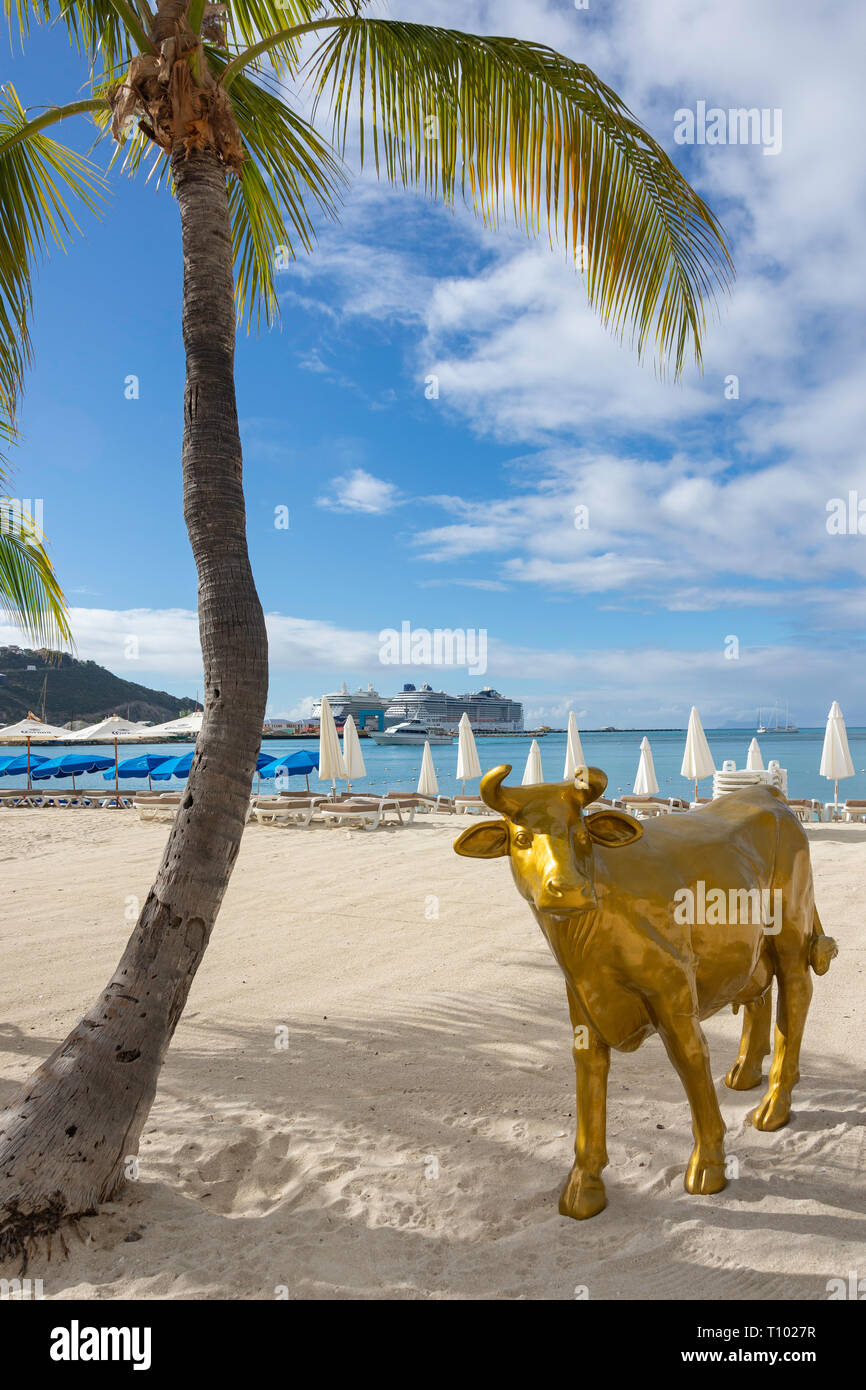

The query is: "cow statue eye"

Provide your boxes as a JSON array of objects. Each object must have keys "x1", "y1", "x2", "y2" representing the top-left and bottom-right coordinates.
[{"x1": 513, "y1": 830, "x2": 533, "y2": 849}]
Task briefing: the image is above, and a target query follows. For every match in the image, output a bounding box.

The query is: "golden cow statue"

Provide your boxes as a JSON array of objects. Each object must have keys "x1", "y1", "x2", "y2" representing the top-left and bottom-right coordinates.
[{"x1": 454, "y1": 765, "x2": 837, "y2": 1220}]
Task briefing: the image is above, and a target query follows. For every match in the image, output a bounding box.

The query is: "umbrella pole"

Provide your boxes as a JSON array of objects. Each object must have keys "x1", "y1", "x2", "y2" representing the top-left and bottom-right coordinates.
[
  {"x1": 26, "y1": 736, "x2": 31, "y2": 791},
  {"x1": 694, "y1": 778, "x2": 698, "y2": 803},
  {"x1": 114, "y1": 736, "x2": 119, "y2": 807}
]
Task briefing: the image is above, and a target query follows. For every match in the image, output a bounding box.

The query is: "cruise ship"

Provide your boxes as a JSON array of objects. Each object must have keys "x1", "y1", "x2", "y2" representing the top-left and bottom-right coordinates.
[
  {"x1": 384, "y1": 683, "x2": 523, "y2": 733},
  {"x1": 314, "y1": 681, "x2": 523, "y2": 733}
]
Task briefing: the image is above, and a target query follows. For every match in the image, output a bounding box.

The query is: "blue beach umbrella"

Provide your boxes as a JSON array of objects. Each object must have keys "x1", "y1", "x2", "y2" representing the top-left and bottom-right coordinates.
[
  {"x1": 258, "y1": 749, "x2": 319, "y2": 790},
  {"x1": 31, "y1": 753, "x2": 114, "y2": 791},
  {"x1": 149, "y1": 751, "x2": 194, "y2": 782},
  {"x1": 0, "y1": 753, "x2": 48, "y2": 780},
  {"x1": 103, "y1": 753, "x2": 172, "y2": 791},
  {"x1": 151, "y1": 751, "x2": 274, "y2": 786}
]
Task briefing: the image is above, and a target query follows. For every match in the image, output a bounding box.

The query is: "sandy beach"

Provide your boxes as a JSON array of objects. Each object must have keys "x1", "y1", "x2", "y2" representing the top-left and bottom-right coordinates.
[{"x1": 0, "y1": 809, "x2": 864, "y2": 1301}]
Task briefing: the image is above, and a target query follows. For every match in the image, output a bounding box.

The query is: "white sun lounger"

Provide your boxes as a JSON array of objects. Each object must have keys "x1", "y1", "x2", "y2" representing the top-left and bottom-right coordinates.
[
  {"x1": 318, "y1": 795, "x2": 406, "y2": 830},
  {"x1": 134, "y1": 794, "x2": 183, "y2": 822},
  {"x1": 250, "y1": 795, "x2": 325, "y2": 827}
]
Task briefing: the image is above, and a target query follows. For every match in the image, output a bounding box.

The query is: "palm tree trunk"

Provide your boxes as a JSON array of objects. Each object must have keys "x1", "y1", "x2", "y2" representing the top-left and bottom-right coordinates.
[{"x1": 0, "y1": 148, "x2": 267, "y2": 1258}]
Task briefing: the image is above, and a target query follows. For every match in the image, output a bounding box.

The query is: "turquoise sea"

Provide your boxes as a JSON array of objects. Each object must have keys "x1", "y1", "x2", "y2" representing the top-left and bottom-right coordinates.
[{"x1": 3, "y1": 728, "x2": 865, "y2": 804}]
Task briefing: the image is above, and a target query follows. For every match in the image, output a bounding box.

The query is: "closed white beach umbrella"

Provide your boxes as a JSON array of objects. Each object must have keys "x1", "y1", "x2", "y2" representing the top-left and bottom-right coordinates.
[
  {"x1": 563, "y1": 711, "x2": 586, "y2": 780},
  {"x1": 341, "y1": 715, "x2": 366, "y2": 792},
  {"x1": 417, "y1": 741, "x2": 439, "y2": 797},
  {"x1": 633, "y1": 736, "x2": 659, "y2": 795},
  {"x1": 820, "y1": 700, "x2": 855, "y2": 809},
  {"x1": 746, "y1": 737, "x2": 765, "y2": 771},
  {"x1": 456, "y1": 712, "x2": 481, "y2": 794},
  {"x1": 681, "y1": 706, "x2": 715, "y2": 801},
  {"x1": 522, "y1": 738, "x2": 544, "y2": 785},
  {"x1": 318, "y1": 695, "x2": 346, "y2": 795}
]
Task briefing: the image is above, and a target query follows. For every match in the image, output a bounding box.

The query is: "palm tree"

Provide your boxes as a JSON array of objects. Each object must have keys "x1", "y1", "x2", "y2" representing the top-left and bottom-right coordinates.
[{"x1": 0, "y1": 0, "x2": 732, "y2": 1256}]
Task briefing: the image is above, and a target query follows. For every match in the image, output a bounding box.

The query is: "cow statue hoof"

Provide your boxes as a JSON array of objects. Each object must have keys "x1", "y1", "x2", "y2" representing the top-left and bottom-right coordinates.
[
  {"x1": 685, "y1": 1148, "x2": 727, "y2": 1196},
  {"x1": 725, "y1": 1057, "x2": 765, "y2": 1091},
  {"x1": 559, "y1": 1168, "x2": 607, "y2": 1221},
  {"x1": 749, "y1": 1086, "x2": 792, "y2": 1131}
]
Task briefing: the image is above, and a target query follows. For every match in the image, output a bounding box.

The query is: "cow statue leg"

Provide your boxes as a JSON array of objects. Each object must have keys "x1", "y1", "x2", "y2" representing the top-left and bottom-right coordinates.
[
  {"x1": 725, "y1": 988, "x2": 773, "y2": 1091},
  {"x1": 560, "y1": 990, "x2": 610, "y2": 1220},
  {"x1": 750, "y1": 965, "x2": 812, "y2": 1131},
  {"x1": 653, "y1": 996, "x2": 727, "y2": 1195}
]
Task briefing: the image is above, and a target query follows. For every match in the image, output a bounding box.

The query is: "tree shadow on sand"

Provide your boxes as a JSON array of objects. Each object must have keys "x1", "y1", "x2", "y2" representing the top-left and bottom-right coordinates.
[{"x1": 2, "y1": 987, "x2": 863, "y2": 1300}]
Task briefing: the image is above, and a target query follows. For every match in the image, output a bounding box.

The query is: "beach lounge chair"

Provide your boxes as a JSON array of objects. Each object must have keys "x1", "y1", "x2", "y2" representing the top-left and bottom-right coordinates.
[
  {"x1": 785, "y1": 798, "x2": 823, "y2": 823},
  {"x1": 454, "y1": 795, "x2": 498, "y2": 816},
  {"x1": 250, "y1": 795, "x2": 324, "y2": 827},
  {"x1": 318, "y1": 795, "x2": 406, "y2": 831},
  {"x1": 843, "y1": 800, "x2": 866, "y2": 823},
  {"x1": 383, "y1": 792, "x2": 449, "y2": 817},
  {"x1": 619, "y1": 794, "x2": 687, "y2": 818},
  {"x1": 0, "y1": 787, "x2": 40, "y2": 807},
  {"x1": 134, "y1": 794, "x2": 183, "y2": 822}
]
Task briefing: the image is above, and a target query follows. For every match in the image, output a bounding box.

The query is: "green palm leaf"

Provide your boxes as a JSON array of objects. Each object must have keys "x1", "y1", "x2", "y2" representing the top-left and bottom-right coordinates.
[
  {"x1": 214, "y1": 58, "x2": 346, "y2": 326},
  {"x1": 0, "y1": 85, "x2": 105, "y2": 447},
  {"x1": 3, "y1": 0, "x2": 150, "y2": 75},
  {"x1": 0, "y1": 499, "x2": 71, "y2": 647},
  {"x1": 299, "y1": 18, "x2": 733, "y2": 374}
]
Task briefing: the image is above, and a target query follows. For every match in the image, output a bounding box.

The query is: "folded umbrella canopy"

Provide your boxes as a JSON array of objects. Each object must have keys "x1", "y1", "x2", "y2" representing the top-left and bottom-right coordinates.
[
  {"x1": 681, "y1": 706, "x2": 715, "y2": 802},
  {"x1": 417, "y1": 742, "x2": 439, "y2": 798},
  {"x1": 456, "y1": 713, "x2": 481, "y2": 796},
  {"x1": 746, "y1": 737, "x2": 765, "y2": 772},
  {"x1": 633, "y1": 736, "x2": 659, "y2": 795},
  {"x1": 342, "y1": 716, "x2": 366, "y2": 794},
  {"x1": 819, "y1": 700, "x2": 855, "y2": 810},
  {"x1": 521, "y1": 738, "x2": 544, "y2": 785},
  {"x1": 563, "y1": 712, "x2": 586, "y2": 780},
  {"x1": 318, "y1": 696, "x2": 346, "y2": 798},
  {"x1": 31, "y1": 753, "x2": 114, "y2": 791}
]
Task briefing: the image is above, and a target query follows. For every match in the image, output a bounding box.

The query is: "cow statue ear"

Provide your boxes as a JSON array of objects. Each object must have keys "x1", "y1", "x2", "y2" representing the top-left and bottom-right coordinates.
[
  {"x1": 453, "y1": 820, "x2": 510, "y2": 859},
  {"x1": 584, "y1": 809, "x2": 643, "y2": 847}
]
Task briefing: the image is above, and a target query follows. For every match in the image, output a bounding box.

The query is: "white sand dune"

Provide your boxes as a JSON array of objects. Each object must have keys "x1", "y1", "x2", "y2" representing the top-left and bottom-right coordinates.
[{"x1": 0, "y1": 812, "x2": 864, "y2": 1300}]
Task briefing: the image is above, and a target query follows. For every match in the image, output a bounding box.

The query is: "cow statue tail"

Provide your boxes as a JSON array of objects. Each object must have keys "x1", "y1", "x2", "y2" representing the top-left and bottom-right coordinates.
[{"x1": 809, "y1": 908, "x2": 838, "y2": 976}]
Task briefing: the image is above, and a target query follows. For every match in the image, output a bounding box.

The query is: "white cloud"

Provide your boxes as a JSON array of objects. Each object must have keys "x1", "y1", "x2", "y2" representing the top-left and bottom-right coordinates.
[{"x1": 316, "y1": 468, "x2": 402, "y2": 514}]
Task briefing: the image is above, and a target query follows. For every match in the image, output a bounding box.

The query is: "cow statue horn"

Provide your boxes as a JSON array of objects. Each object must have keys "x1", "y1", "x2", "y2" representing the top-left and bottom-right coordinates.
[{"x1": 479, "y1": 764, "x2": 520, "y2": 816}]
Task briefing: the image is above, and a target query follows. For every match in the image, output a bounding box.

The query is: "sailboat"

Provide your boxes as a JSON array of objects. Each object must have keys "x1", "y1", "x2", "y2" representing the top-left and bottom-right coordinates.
[{"x1": 757, "y1": 701, "x2": 798, "y2": 734}]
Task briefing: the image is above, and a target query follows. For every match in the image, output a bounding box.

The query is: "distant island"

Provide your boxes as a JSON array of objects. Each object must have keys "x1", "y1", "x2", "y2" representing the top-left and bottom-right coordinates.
[{"x1": 0, "y1": 647, "x2": 201, "y2": 727}]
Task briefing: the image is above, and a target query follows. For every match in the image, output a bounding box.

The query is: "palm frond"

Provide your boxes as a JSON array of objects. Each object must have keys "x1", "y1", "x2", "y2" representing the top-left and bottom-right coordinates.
[
  {"x1": 209, "y1": 56, "x2": 346, "y2": 327},
  {"x1": 0, "y1": 503, "x2": 71, "y2": 647},
  {"x1": 3, "y1": 0, "x2": 150, "y2": 76},
  {"x1": 304, "y1": 19, "x2": 733, "y2": 374},
  {"x1": 0, "y1": 85, "x2": 106, "y2": 460}
]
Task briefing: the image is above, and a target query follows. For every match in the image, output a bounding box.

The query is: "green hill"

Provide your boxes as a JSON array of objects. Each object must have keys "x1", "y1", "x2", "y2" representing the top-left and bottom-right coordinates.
[{"x1": 0, "y1": 647, "x2": 201, "y2": 727}]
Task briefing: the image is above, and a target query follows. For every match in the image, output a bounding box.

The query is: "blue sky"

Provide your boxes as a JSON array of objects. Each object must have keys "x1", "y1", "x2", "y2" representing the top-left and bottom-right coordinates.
[{"x1": 3, "y1": 0, "x2": 865, "y2": 727}]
